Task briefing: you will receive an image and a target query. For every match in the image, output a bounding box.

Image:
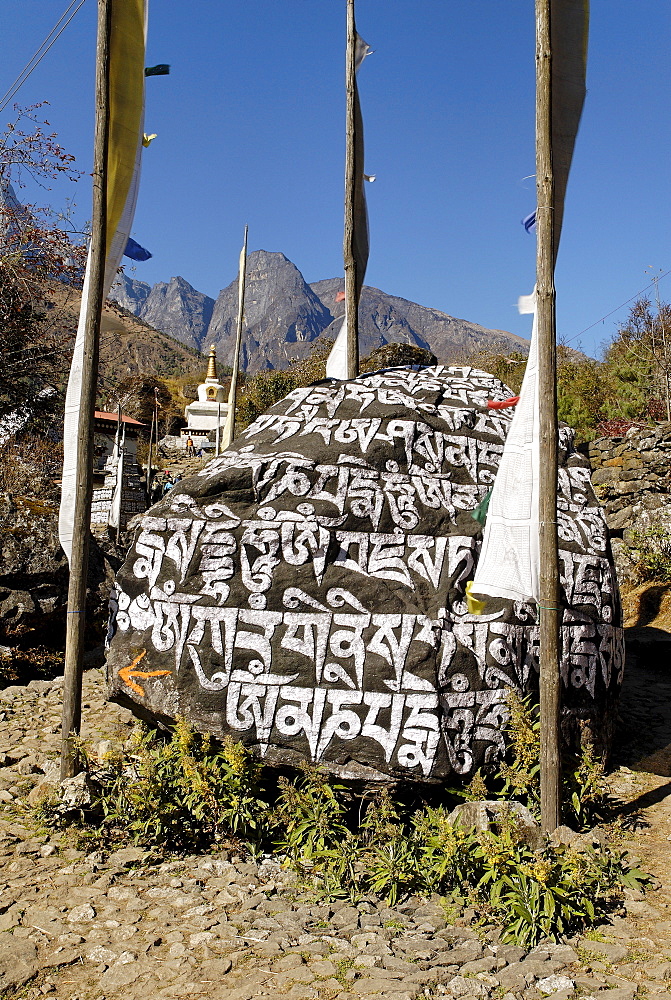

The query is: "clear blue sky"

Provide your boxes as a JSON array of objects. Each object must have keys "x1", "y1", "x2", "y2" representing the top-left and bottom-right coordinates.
[{"x1": 3, "y1": 1, "x2": 670, "y2": 358}]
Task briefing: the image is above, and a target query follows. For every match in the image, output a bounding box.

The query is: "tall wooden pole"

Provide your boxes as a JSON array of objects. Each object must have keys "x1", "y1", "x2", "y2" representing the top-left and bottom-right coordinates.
[
  {"x1": 115, "y1": 446, "x2": 124, "y2": 545},
  {"x1": 224, "y1": 224, "x2": 248, "y2": 448},
  {"x1": 60, "y1": 0, "x2": 110, "y2": 780},
  {"x1": 114, "y1": 402, "x2": 122, "y2": 545},
  {"x1": 146, "y1": 408, "x2": 155, "y2": 499},
  {"x1": 536, "y1": 0, "x2": 561, "y2": 832},
  {"x1": 343, "y1": 0, "x2": 359, "y2": 379},
  {"x1": 153, "y1": 388, "x2": 159, "y2": 468}
]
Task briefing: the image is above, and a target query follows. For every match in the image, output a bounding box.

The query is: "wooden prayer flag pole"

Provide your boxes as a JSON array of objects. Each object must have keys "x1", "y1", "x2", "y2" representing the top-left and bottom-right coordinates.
[
  {"x1": 60, "y1": 0, "x2": 111, "y2": 779},
  {"x1": 221, "y1": 224, "x2": 248, "y2": 451},
  {"x1": 114, "y1": 401, "x2": 123, "y2": 545},
  {"x1": 344, "y1": 0, "x2": 359, "y2": 380},
  {"x1": 115, "y1": 431, "x2": 124, "y2": 546},
  {"x1": 115, "y1": 401, "x2": 122, "y2": 453},
  {"x1": 153, "y1": 387, "x2": 159, "y2": 475},
  {"x1": 146, "y1": 407, "x2": 155, "y2": 498},
  {"x1": 536, "y1": 0, "x2": 562, "y2": 832}
]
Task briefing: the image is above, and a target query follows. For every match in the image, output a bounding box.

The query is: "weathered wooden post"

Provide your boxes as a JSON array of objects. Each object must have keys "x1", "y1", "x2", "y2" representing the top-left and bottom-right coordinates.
[
  {"x1": 60, "y1": 0, "x2": 111, "y2": 779},
  {"x1": 221, "y1": 224, "x2": 248, "y2": 451},
  {"x1": 536, "y1": 0, "x2": 561, "y2": 832},
  {"x1": 344, "y1": 0, "x2": 359, "y2": 380}
]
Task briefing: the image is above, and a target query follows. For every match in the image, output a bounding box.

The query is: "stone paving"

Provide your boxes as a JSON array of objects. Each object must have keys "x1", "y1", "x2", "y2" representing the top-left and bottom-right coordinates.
[{"x1": 1, "y1": 670, "x2": 671, "y2": 1000}]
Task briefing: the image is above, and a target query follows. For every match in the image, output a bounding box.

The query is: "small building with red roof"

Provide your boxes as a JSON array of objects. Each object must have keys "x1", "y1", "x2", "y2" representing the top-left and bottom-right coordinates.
[{"x1": 93, "y1": 410, "x2": 145, "y2": 469}]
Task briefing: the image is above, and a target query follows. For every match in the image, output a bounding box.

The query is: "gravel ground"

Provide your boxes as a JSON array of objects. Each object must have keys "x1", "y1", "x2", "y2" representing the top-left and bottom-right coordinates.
[{"x1": 1, "y1": 670, "x2": 671, "y2": 1000}]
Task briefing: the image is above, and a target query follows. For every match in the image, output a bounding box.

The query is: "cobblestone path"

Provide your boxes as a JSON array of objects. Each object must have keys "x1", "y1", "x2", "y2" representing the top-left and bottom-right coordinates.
[{"x1": 0, "y1": 667, "x2": 670, "y2": 1000}]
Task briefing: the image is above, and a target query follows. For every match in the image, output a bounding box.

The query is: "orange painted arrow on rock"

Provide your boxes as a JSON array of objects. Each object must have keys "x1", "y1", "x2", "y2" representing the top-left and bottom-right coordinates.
[{"x1": 118, "y1": 649, "x2": 170, "y2": 698}]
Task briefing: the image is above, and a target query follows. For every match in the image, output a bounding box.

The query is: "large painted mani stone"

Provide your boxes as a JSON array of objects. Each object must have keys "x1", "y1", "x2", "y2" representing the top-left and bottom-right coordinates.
[{"x1": 106, "y1": 366, "x2": 623, "y2": 783}]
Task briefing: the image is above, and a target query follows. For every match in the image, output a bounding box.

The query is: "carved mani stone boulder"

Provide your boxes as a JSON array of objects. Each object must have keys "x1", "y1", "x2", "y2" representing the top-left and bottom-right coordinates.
[{"x1": 106, "y1": 365, "x2": 623, "y2": 783}]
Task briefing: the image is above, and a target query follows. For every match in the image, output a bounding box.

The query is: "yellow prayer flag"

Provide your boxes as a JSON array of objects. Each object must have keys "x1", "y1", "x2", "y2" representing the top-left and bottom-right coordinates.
[{"x1": 466, "y1": 581, "x2": 487, "y2": 616}]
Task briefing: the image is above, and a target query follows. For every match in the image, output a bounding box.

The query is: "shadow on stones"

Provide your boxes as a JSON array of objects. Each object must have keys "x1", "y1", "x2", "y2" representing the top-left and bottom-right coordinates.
[
  {"x1": 611, "y1": 631, "x2": 671, "y2": 777},
  {"x1": 614, "y1": 779, "x2": 671, "y2": 822},
  {"x1": 628, "y1": 583, "x2": 671, "y2": 627}
]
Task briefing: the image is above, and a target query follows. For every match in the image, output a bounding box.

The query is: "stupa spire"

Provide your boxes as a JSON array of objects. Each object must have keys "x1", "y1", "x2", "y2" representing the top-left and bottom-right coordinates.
[{"x1": 206, "y1": 344, "x2": 217, "y2": 381}]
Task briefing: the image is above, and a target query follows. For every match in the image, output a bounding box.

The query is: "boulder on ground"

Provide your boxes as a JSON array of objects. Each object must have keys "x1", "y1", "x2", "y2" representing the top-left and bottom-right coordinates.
[
  {"x1": 106, "y1": 365, "x2": 622, "y2": 782},
  {"x1": 447, "y1": 800, "x2": 543, "y2": 849}
]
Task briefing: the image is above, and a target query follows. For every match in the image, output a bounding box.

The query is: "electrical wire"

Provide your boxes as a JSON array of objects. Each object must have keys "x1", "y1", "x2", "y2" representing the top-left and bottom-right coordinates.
[
  {"x1": 0, "y1": 0, "x2": 88, "y2": 116},
  {"x1": 563, "y1": 266, "x2": 671, "y2": 346}
]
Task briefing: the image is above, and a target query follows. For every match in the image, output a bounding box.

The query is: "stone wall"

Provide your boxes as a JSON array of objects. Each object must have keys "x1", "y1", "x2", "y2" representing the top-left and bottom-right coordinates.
[
  {"x1": 588, "y1": 422, "x2": 671, "y2": 585},
  {"x1": 90, "y1": 458, "x2": 147, "y2": 533},
  {"x1": 0, "y1": 492, "x2": 126, "y2": 643}
]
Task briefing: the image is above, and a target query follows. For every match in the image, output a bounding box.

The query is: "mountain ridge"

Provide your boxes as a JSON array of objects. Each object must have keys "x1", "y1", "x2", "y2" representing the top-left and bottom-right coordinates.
[{"x1": 111, "y1": 251, "x2": 529, "y2": 372}]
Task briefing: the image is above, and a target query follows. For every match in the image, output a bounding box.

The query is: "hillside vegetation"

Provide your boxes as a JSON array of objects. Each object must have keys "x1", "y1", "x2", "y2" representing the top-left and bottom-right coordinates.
[
  {"x1": 470, "y1": 295, "x2": 671, "y2": 443},
  {"x1": 231, "y1": 295, "x2": 671, "y2": 446}
]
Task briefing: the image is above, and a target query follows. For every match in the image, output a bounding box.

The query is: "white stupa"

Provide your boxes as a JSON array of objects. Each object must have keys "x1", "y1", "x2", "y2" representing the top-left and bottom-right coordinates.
[{"x1": 181, "y1": 345, "x2": 229, "y2": 446}]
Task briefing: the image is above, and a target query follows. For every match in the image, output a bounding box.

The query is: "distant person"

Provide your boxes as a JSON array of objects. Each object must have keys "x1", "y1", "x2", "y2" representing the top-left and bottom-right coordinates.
[
  {"x1": 197, "y1": 447, "x2": 205, "y2": 458},
  {"x1": 186, "y1": 436, "x2": 195, "y2": 457},
  {"x1": 162, "y1": 473, "x2": 174, "y2": 496}
]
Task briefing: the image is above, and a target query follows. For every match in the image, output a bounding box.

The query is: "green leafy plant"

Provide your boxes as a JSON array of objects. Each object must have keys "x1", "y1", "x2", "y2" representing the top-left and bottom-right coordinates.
[
  {"x1": 93, "y1": 721, "x2": 268, "y2": 851},
  {"x1": 367, "y1": 836, "x2": 421, "y2": 905},
  {"x1": 272, "y1": 763, "x2": 350, "y2": 861},
  {"x1": 308, "y1": 834, "x2": 368, "y2": 902},
  {"x1": 410, "y1": 805, "x2": 480, "y2": 892},
  {"x1": 359, "y1": 787, "x2": 402, "y2": 844},
  {"x1": 629, "y1": 521, "x2": 671, "y2": 583},
  {"x1": 496, "y1": 867, "x2": 589, "y2": 948},
  {"x1": 462, "y1": 769, "x2": 489, "y2": 802},
  {"x1": 497, "y1": 691, "x2": 608, "y2": 830},
  {"x1": 483, "y1": 843, "x2": 594, "y2": 947},
  {"x1": 466, "y1": 829, "x2": 645, "y2": 947},
  {"x1": 564, "y1": 744, "x2": 607, "y2": 827},
  {"x1": 499, "y1": 691, "x2": 542, "y2": 816}
]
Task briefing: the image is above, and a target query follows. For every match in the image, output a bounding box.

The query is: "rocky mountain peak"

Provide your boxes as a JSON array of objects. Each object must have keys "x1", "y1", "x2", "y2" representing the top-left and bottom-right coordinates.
[
  {"x1": 110, "y1": 272, "x2": 151, "y2": 315},
  {"x1": 206, "y1": 250, "x2": 333, "y2": 369},
  {"x1": 140, "y1": 277, "x2": 215, "y2": 352},
  {"x1": 110, "y1": 251, "x2": 529, "y2": 372}
]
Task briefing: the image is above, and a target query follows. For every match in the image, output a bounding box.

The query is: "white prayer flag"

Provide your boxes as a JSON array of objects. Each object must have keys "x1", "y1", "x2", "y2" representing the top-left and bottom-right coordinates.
[
  {"x1": 108, "y1": 421, "x2": 125, "y2": 531},
  {"x1": 549, "y1": 0, "x2": 589, "y2": 263},
  {"x1": 326, "y1": 316, "x2": 348, "y2": 380},
  {"x1": 221, "y1": 234, "x2": 248, "y2": 451},
  {"x1": 59, "y1": 0, "x2": 147, "y2": 563},
  {"x1": 326, "y1": 34, "x2": 372, "y2": 381},
  {"x1": 472, "y1": 293, "x2": 540, "y2": 603}
]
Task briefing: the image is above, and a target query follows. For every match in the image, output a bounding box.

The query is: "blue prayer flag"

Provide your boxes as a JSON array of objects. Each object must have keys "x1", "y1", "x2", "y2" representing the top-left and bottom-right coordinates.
[
  {"x1": 124, "y1": 236, "x2": 152, "y2": 260},
  {"x1": 522, "y1": 211, "x2": 536, "y2": 234}
]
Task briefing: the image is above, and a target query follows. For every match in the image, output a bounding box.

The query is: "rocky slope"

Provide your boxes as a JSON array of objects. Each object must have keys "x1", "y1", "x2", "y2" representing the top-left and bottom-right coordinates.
[
  {"x1": 109, "y1": 272, "x2": 151, "y2": 314},
  {"x1": 142, "y1": 277, "x2": 215, "y2": 353},
  {"x1": 99, "y1": 303, "x2": 205, "y2": 382},
  {"x1": 110, "y1": 252, "x2": 529, "y2": 372},
  {"x1": 46, "y1": 281, "x2": 205, "y2": 386}
]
